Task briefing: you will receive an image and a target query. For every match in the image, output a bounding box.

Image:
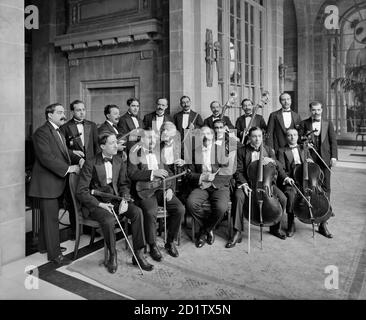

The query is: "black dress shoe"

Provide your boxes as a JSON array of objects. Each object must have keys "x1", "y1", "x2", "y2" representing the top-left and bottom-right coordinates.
[
  {"x1": 286, "y1": 220, "x2": 296, "y2": 237},
  {"x1": 133, "y1": 250, "x2": 154, "y2": 271},
  {"x1": 60, "y1": 246, "x2": 67, "y2": 253},
  {"x1": 225, "y1": 231, "x2": 242, "y2": 248},
  {"x1": 319, "y1": 222, "x2": 333, "y2": 238},
  {"x1": 195, "y1": 234, "x2": 206, "y2": 248},
  {"x1": 165, "y1": 242, "x2": 179, "y2": 257},
  {"x1": 149, "y1": 243, "x2": 163, "y2": 262},
  {"x1": 269, "y1": 230, "x2": 287, "y2": 240},
  {"x1": 106, "y1": 253, "x2": 118, "y2": 273},
  {"x1": 207, "y1": 230, "x2": 215, "y2": 245},
  {"x1": 51, "y1": 254, "x2": 72, "y2": 266}
]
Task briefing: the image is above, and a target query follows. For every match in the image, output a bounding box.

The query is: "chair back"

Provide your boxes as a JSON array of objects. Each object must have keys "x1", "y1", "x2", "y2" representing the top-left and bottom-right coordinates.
[{"x1": 68, "y1": 173, "x2": 83, "y2": 226}]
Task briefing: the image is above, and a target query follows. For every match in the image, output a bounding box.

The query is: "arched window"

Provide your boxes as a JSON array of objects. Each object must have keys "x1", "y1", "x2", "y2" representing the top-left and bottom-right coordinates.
[{"x1": 328, "y1": 5, "x2": 366, "y2": 134}]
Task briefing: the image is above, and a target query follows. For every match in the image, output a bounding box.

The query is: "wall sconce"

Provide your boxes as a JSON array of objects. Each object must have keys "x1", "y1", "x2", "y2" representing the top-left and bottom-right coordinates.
[
  {"x1": 278, "y1": 57, "x2": 287, "y2": 80},
  {"x1": 205, "y1": 29, "x2": 221, "y2": 87}
]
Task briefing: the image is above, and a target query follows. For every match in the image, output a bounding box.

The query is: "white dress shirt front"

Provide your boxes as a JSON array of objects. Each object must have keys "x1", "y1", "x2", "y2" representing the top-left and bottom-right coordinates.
[{"x1": 282, "y1": 110, "x2": 292, "y2": 129}]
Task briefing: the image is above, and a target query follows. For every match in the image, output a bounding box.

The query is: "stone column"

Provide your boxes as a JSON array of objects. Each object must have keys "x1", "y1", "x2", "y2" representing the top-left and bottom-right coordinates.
[
  {"x1": 0, "y1": 0, "x2": 25, "y2": 267},
  {"x1": 169, "y1": 0, "x2": 219, "y2": 118}
]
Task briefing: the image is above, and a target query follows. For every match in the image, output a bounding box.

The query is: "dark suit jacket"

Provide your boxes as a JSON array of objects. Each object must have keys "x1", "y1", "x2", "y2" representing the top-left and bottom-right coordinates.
[
  {"x1": 174, "y1": 110, "x2": 204, "y2": 137},
  {"x1": 298, "y1": 118, "x2": 338, "y2": 166},
  {"x1": 276, "y1": 145, "x2": 307, "y2": 178},
  {"x1": 98, "y1": 121, "x2": 120, "y2": 135},
  {"x1": 203, "y1": 115, "x2": 234, "y2": 130},
  {"x1": 267, "y1": 109, "x2": 302, "y2": 151},
  {"x1": 186, "y1": 142, "x2": 233, "y2": 190},
  {"x1": 235, "y1": 114, "x2": 267, "y2": 139},
  {"x1": 117, "y1": 112, "x2": 144, "y2": 134},
  {"x1": 143, "y1": 112, "x2": 173, "y2": 130},
  {"x1": 127, "y1": 144, "x2": 175, "y2": 199},
  {"x1": 117, "y1": 112, "x2": 144, "y2": 151},
  {"x1": 234, "y1": 144, "x2": 287, "y2": 187},
  {"x1": 28, "y1": 121, "x2": 78, "y2": 199},
  {"x1": 76, "y1": 152, "x2": 131, "y2": 216},
  {"x1": 60, "y1": 118, "x2": 99, "y2": 161}
]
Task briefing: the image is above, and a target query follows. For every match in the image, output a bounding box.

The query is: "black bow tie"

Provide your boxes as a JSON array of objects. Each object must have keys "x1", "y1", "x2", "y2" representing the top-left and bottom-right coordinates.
[
  {"x1": 289, "y1": 145, "x2": 298, "y2": 150},
  {"x1": 183, "y1": 111, "x2": 190, "y2": 114},
  {"x1": 249, "y1": 145, "x2": 260, "y2": 152},
  {"x1": 103, "y1": 157, "x2": 113, "y2": 163},
  {"x1": 129, "y1": 113, "x2": 137, "y2": 118},
  {"x1": 74, "y1": 120, "x2": 84, "y2": 125},
  {"x1": 244, "y1": 114, "x2": 252, "y2": 118},
  {"x1": 282, "y1": 109, "x2": 291, "y2": 113},
  {"x1": 156, "y1": 114, "x2": 164, "y2": 118},
  {"x1": 312, "y1": 119, "x2": 321, "y2": 122}
]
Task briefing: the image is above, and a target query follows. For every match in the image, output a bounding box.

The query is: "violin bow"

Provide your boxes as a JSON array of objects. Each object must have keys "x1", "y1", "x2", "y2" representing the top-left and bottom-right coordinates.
[
  {"x1": 182, "y1": 112, "x2": 199, "y2": 143},
  {"x1": 308, "y1": 145, "x2": 341, "y2": 185}
]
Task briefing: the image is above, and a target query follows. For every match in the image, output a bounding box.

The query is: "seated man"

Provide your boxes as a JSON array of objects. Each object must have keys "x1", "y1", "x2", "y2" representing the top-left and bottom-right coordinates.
[
  {"x1": 186, "y1": 126, "x2": 234, "y2": 248},
  {"x1": 226, "y1": 127, "x2": 288, "y2": 248},
  {"x1": 128, "y1": 129, "x2": 185, "y2": 260},
  {"x1": 77, "y1": 132, "x2": 153, "y2": 273}
]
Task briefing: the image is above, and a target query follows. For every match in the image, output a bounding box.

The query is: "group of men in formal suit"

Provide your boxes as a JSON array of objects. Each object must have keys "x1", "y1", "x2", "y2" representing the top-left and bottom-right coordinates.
[{"x1": 28, "y1": 92, "x2": 337, "y2": 274}]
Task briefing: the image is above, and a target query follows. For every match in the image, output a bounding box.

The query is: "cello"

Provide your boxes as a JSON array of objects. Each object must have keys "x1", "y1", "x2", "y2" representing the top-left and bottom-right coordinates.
[
  {"x1": 292, "y1": 139, "x2": 331, "y2": 238},
  {"x1": 244, "y1": 142, "x2": 283, "y2": 248}
]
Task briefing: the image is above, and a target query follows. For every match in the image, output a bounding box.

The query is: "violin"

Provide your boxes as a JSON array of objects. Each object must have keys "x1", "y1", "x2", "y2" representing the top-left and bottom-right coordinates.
[
  {"x1": 136, "y1": 171, "x2": 187, "y2": 199},
  {"x1": 244, "y1": 143, "x2": 283, "y2": 245},
  {"x1": 292, "y1": 140, "x2": 331, "y2": 231}
]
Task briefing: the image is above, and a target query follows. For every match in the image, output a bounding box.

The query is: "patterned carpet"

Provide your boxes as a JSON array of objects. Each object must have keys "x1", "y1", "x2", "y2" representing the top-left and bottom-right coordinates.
[{"x1": 67, "y1": 167, "x2": 366, "y2": 300}]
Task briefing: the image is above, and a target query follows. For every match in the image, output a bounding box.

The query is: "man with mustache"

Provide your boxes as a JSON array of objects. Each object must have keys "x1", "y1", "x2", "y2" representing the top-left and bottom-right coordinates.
[
  {"x1": 143, "y1": 97, "x2": 173, "y2": 132},
  {"x1": 203, "y1": 100, "x2": 234, "y2": 130},
  {"x1": 173, "y1": 95, "x2": 204, "y2": 138},
  {"x1": 267, "y1": 93, "x2": 302, "y2": 152},
  {"x1": 235, "y1": 98, "x2": 267, "y2": 144},
  {"x1": 298, "y1": 101, "x2": 337, "y2": 238},
  {"x1": 98, "y1": 104, "x2": 127, "y2": 160},
  {"x1": 28, "y1": 103, "x2": 81, "y2": 266}
]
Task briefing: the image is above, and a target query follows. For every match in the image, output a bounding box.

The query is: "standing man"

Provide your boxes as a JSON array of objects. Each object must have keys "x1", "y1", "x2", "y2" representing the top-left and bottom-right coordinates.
[
  {"x1": 298, "y1": 101, "x2": 337, "y2": 238},
  {"x1": 60, "y1": 100, "x2": 99, "y2": 161},
  {"x1": 174, "y1": 95, "x2": 204, "y2": 139},
  {"x1": 203, "y1": 100, "x2": 234, "y2": 130},
  {"x1": 77, "y1": 132, "x2": 153, "y2": 273},
  {"x1": 118, "y1": 98, "x2": 144, "y2": 152},
  {"x1": 143, "y1": 97, "x2": 173, "y2": 132},
  {"x1": 235, "y1": 98, "x2": 267, "y2": 143},
  {"x1": 267, "y1": 93, "x2": 302, "y2": 152},
  {"x1": 28, "y1": 103, "x2": 81, "y2": 265},
  {"x1": 60, "y1": 100, "x2": 100, "y2": 239},
  {"x1": 98, "y1": 104, "x2": 126, "y2": 160},
  {"x1": 98, "y1": 104, "x2": 121, "y2": 135}
]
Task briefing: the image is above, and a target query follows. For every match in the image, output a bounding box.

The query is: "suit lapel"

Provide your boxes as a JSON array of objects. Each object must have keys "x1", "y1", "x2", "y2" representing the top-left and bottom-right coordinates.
[
  {"x1": 189, "y1": 111, "x2": 196, "y2": 126},
  {"x1": 95, "y1": 156, "x2": 107, "y2": 187},
  {"x1": 48, "y1": 123, "x2": 70, "y2": 163},
  {"x1": 69, "y1": 122, "x2": 82, "y2": 150},
  {"x1": 245, "y1": 148, "x2": 252, "y2": 168},
  {"x1": 83, "y1": 122, "x2": 90, "y2": 150},
  {"x1": 321, "y1": 120, "x2": 328, "y2": 143},
  {"x1": 111, "y1": 157, "x2": 120, "y2": 195},
  {"x1": 285, "y1": 148, "x2": 294, "y2": 168},
  {"x1": 177, "y1": 112, "x2": 183, "y2": 130},
  {"x1": 277, "y1": 111, "x2": 287, "y2": 133}
]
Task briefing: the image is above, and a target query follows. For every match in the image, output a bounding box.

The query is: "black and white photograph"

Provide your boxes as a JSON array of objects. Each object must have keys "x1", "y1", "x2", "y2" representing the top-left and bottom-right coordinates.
[{"x1": 0, "y1": 0, "x2": 366, "y2": 307}]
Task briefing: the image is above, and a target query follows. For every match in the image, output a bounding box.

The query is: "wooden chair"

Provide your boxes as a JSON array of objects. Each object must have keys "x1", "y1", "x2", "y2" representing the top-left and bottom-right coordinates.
[{"x1": 69, "y1": 173, "x2": 129, "y2": 261}]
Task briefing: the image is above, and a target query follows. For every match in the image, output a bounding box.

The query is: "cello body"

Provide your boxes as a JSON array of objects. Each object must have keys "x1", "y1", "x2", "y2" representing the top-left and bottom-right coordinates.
[
  {"x1": 292, "y1": 143, "x2": 331, "y2": 224},
  {"x1": 244, "y1": 145, "x2": 283, "y2": 227}
]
